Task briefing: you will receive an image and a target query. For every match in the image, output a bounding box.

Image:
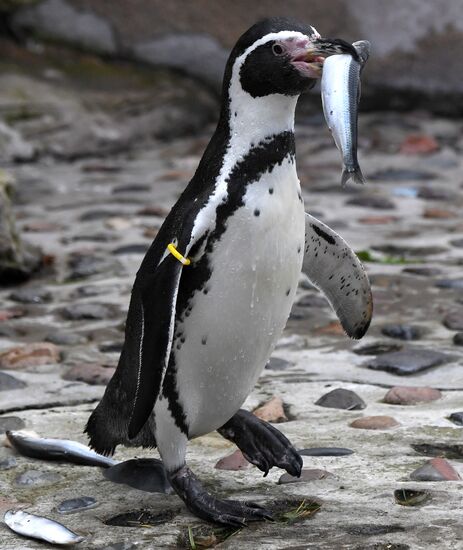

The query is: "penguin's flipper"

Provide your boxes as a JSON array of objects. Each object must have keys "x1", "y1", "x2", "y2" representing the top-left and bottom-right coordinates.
[
  {"x1": 127, "y1": 253, "x2": 183, "y2": 439},
  {"x1": 302, "y1": 213, "x2": 373, "y2": 339}
]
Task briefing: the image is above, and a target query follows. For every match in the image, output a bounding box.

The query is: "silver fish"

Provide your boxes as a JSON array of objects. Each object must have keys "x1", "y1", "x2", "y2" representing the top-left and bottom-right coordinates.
[
  {"x1": 321, "y1": 40, "x2": 370, "y2": 186},
  {"x1": 6, "y1": 430, "x2": 117, "y2": 467},
  {"x1": 4, "y1": 510, "x2": 84, "y2": 546}
]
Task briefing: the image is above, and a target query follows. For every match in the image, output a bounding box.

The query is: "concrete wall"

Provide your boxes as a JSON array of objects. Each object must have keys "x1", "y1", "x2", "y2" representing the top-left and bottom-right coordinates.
[{"x1": 7, "y1": 0, "x2": 463, "y2": 108}]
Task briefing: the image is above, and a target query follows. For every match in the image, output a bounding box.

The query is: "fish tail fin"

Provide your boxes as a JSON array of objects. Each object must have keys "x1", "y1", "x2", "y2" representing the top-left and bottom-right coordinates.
[{"x1": 342, "y1": 166, "x2": 366, "y2": 187}]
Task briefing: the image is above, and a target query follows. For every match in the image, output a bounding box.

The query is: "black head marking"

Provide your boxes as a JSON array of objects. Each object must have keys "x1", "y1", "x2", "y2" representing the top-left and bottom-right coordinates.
[{"x1": 222, "y1": 18, "x2": 319, "y2": 98}]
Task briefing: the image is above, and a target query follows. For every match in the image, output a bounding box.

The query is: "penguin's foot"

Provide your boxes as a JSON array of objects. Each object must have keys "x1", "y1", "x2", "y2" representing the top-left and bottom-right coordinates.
[
  {"x1": 218, "y1": 409, "x2": 302, "y2": 477},
  {"x1": 168, "y1": 465, "x2": 273, "y2": 527}
]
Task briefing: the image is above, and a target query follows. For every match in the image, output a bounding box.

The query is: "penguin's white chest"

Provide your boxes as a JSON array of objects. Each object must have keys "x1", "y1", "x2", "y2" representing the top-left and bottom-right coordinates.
[{"x1": 173, "y1": 158, "x2": 305, "y2": 437}]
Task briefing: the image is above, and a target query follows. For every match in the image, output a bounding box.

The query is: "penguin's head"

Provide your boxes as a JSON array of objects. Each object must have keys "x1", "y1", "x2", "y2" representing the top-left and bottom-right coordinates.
[{"x1": 224, "y1": 17, "x2": 357, "y2": 98}]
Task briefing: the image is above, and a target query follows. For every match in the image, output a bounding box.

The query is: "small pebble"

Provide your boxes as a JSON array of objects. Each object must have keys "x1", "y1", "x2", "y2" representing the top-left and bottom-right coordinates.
[
  {"x1": 411, "y1": 443, "x2": 463, "y2": 460},
  {"x1": 215, "y1": 449, "x2": 250, "y2": 471},
  {"x1": 112, "y1": 244, "x2": 149, "y2": 255},
  {"x1": 0, "y1": 343, "x2": 60, "y2": 370},
  {"x1": 253, "y1": 396, "x2": 287, "y2": 423},
  {"x1": 435, "y1": 279, "x2": 463, "y2": 289},
  {"x1": 370, "y1": 168, "x2": 436, "y2": 181},
  {"x1": 366, "y1": 349, "x2": 449, "y2": 375},
  {"x1": 394, "y1": 488, "x2": 430, "y2": 506},
  {"x1": 9, "y1": 287, "x2": 52, "y2": 304},
  {"x1": 410, "y1": 458, "x2": 460, "y2": 481},
  {"x1": 0, "y1": 417, "x2": 25, "y2": 433},
  {"x1": 314, "y1": 320, "x2": 344, "y2": 336},
  {"x1": 353, "y1": 342, "x2": 402, "y2": 356},
  {"x1": 442, "y1": 311, "x2": 463, "y2": 331},
  {"x1": 96, "y1": 543, "x2": 137, "y2": 550},
  {"x1": 346, "y1": 196, "x2": 396, "y2": 210},
  {"x1": 296, "y1": 294, "x2": 328, "y2": 308},
  {"x1": 383, "y1": 386, "x2": 442, "y2": 405},
  {"x1": 315, "y1": 388, "x2": 366, "y2": 411},
  {"x1": 399, "y1": 131, "x2": 438, "y2": 153},
  {"x1": 265, "y1": 357, "x2": 294, "y2": 370},
  {"x1": 423, "y1": 208, "x2": 456, "y2": 219},
  {"x1": 45, "y1": 332, "x2": 86, "y2": 346},
  {"x1": 298, "y1": 447, "x2": 354, "y2": 457},
  {"x1": 63, "y1": 363, "x2": 115, "y2": 386},
  {"x1": 373, "y1": 244, "x2": 446, "y2": 257},
  {"x1": 57, "y1": 496, "x2": 98, "y2": 514},
  {"x1": 381, "y1": 324, "x2": 423, "y2": 341},
  {"x1": 0, "y1": 456, "x2": 17, "y2": 470},
  {"x1": 403, "y1": 266, "x2": 442, "y2": 277},
  {"x1": 0, "y1": 372, "x2": 27, "y2": 391},
  {"x1": 98, "y1": 342, "x2": 124, "y2": 353},
  {"x1": 60, "y1": 303, "x2": 114, "y2": 321},
  {"x1": 15, "y1": 470, "x2": 61, "y2": 486},
  {"x1": 279, "y1": 468, "x2": 334, "y2": 484},
  {"x1": 80, "y1": 209, "x2": 119, "y2": 221},
  {"x1": 350, "y1": 416, "x2": 399, "y2": 430},
  {"x1": 112, "y1": 184, "x2": 150, "y2": 194},
  {"x1": 417, "y1": 187, "x2": 454, "y2": 201},
  {"x1": 105, "y1": 217, "x2": 132, "y2": 231}
]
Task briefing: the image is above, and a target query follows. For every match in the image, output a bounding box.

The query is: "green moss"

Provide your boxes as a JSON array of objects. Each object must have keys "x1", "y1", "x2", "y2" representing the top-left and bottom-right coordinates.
[{"x1": 356, "y1": 249, "x2": 421, "y2": 265}]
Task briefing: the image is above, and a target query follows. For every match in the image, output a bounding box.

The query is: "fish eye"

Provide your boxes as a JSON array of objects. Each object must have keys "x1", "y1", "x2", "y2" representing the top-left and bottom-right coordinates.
[{"x1": 272, "y1": 43, "x2": 284, "y2": 56}]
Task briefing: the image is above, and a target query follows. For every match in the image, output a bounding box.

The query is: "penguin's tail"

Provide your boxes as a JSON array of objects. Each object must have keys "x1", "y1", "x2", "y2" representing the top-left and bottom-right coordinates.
[{"x1": 85, "y1": 382, "x2": 157, "y2": 456}]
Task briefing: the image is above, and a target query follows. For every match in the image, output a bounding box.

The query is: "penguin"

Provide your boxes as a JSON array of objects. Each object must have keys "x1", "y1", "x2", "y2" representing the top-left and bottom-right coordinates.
[{"x1": 85, "y1": 17, "x2": 372, "y2": 527}]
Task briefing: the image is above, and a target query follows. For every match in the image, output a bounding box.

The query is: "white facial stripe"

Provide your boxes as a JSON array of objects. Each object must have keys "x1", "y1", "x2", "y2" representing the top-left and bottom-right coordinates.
[{"x1": 237, "y1": 28, "x2": 320, "y2": 62}]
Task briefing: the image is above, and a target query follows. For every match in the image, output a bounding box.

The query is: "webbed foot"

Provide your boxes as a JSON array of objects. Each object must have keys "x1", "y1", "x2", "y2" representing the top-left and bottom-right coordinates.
[
  {"x1": 218, "y1": 409, "x2": 302, "y2": 477},
  {"x1": 168, "y1": 465, "x2": 273, "y2": 527}
]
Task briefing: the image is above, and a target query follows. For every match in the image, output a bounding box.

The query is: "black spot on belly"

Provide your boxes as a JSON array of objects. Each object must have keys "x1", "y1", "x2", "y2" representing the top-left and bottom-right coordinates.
[
  {"x1": 286, "y1": 288, "x2": 291, "y2": 296},
  {"x1": 201, "y1": 336, "x2": 207, "y2": 345},
  {"x1": 254, "y1": 209, "x2": 260, "y2": 217},
  {"x1": 269, "y1": 188, "x2": 274, "y2": 195},
  {"x1": 311, "y1": 223, "x2": 336, "y2": 245},
  {"x1": 297, "y1": 245, "x2": 301, "y2": 254}
]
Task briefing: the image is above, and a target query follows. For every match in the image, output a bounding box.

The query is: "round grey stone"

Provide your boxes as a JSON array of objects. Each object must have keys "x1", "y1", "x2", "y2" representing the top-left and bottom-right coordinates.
[
  {"x1": 315, "y1": 388, "x2": 366, "y2": 410},
  {"x1": 9, "y1": 287, "x2": 52, "y2": 304},
  {"x1": 0, "y1": 416, "x2": 26, "y2": 433},
  {"x1": 365, "y1": 348, "x2": 450, "y2": 375},
  {"x1": 15, "y1": 469, "x2": 61, "y2": 486},
  {"x1": 57, "y1": 496, "x2": 98, "y2": 514},
  {"x1": 0, "y1": 456, "x2": 17, "y2": 470}
]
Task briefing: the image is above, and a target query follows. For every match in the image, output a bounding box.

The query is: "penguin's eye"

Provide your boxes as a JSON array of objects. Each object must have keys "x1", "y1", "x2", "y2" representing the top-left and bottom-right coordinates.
[{"x1": 272, "y1": 43, "x2": 284, "y2": 56}]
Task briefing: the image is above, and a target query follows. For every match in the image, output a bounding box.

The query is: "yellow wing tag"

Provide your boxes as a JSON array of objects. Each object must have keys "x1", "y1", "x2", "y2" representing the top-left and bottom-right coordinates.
[{"x1": 167, "y1": 243, "x2": 191, "y2": 266}]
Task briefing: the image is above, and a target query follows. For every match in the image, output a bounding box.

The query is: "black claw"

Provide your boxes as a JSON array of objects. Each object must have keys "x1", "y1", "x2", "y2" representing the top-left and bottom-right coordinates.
[
  {"x1": 168, "y1": 465, "x2": 272, "y2": 527},
  {"x1": 218, "y1": 409, "x2": 302, "y2": 478}
]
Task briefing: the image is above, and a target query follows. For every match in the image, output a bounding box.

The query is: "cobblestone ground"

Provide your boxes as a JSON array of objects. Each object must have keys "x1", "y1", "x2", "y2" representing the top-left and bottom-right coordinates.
[{"x1": 1, "y1": 53, "x2": 463, "y2": 549}]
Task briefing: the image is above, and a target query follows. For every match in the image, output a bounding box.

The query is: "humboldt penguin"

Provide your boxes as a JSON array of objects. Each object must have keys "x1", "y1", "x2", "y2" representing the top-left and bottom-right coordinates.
[{"x1": 86, "y1": 17, "x2": 372, "y2": 527}]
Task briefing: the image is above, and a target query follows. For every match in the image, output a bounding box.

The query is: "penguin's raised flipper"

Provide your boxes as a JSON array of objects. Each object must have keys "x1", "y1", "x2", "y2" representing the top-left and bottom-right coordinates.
[
  {"x1": 169, "y1": 465, "x2": 273, "y2": 527},
  {"x1": 218, "y1": 409, "x2": 302, "y2": 477},
  {"x1": 127, "y1": 253, "x2": 184, "y2": 439},
  {"x1": 302, "y1": 213, "x2": 373, "y2": 339}
]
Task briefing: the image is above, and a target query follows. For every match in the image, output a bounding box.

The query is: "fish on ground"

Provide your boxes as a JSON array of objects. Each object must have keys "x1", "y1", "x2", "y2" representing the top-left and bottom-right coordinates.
[
  {"x1": 4, "y1": 510, "x2": 84, "y2": 546},
  {"x1": 6, "y1": 430, "x2": 118, "y2": 467}
]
